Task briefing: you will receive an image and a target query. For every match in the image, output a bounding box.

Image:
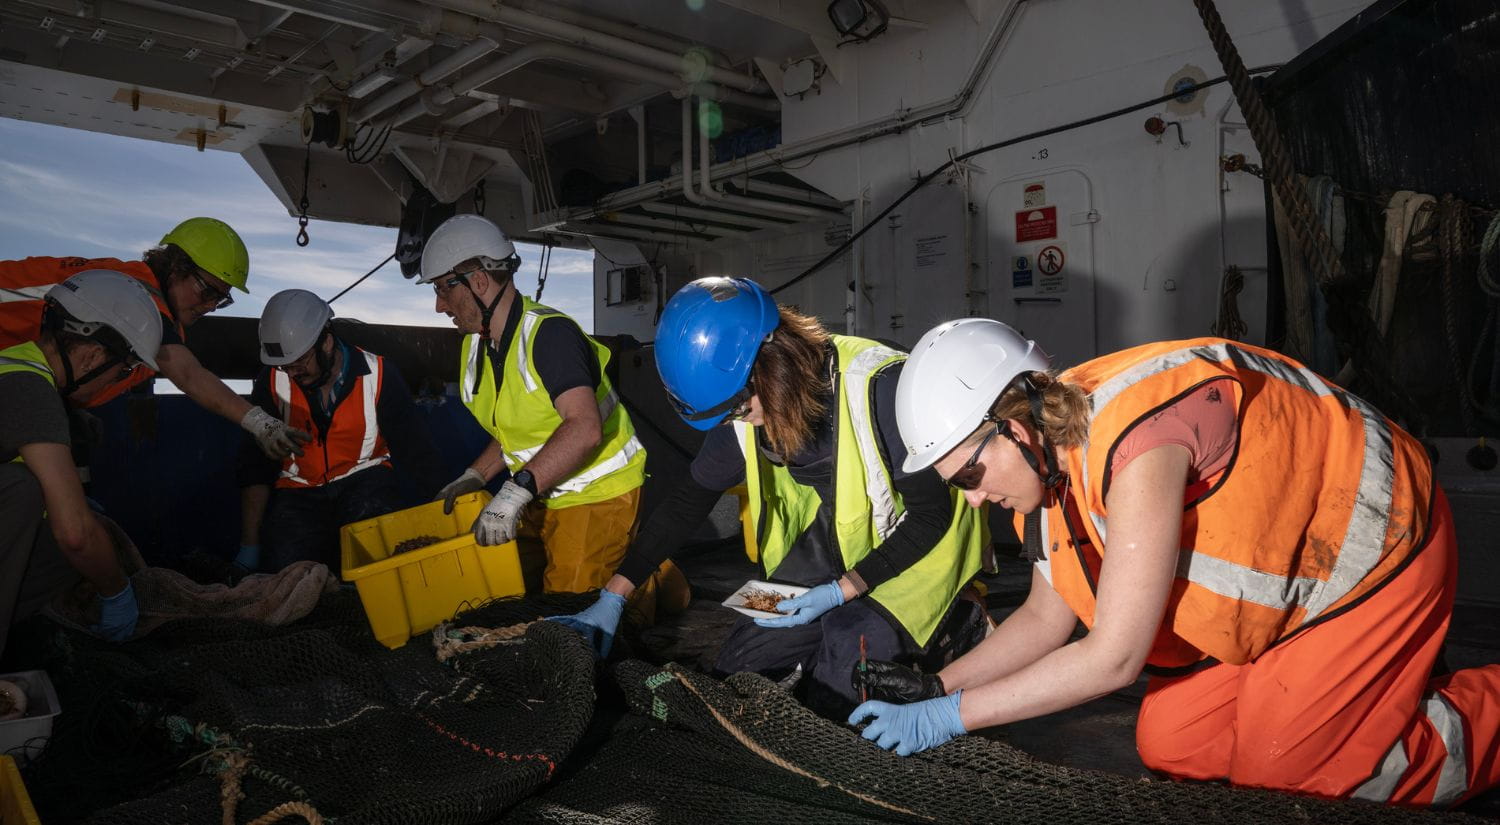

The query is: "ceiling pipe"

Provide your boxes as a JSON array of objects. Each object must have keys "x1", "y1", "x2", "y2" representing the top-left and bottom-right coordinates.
[
  {"x1": 677, "y1": 98, "x2": 826, "y2": 224},
  {"x1": 638, "y1": 202, "x2": 794, "y2": 231},
  {"x1": 388, "y1": 42, "x2": 777, "y2": 128},
  {"x1": 419, "y1": 0, "x2": 769, "y2": 94},
  {"x1": 577, "y1": 0, "x2": 1025, "y2": 218},
  {"x1": 514, "y1": 0, "x2": 731, "y2": 67},
  {"x1": 353, "y1": 35, "x2": 500, "y2": 122},
  {"x1": 697, "y1": 98, "x2": 835, "y2": 220}
]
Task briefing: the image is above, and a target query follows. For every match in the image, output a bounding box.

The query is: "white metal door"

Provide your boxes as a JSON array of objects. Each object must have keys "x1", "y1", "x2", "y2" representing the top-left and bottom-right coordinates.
[{"x1": 984, "y1": 169, "x2": 1098, "y2": 369}]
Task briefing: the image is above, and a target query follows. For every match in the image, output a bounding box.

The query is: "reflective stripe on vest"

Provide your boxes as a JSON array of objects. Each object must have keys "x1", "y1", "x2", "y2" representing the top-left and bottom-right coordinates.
[
  {"x1": 271, "y1": 350, "x2": 387, "y2": 487},
  {"x1": 738, "y1": 335, "x2": 986, "y2": 647},
  {"x1": 0, "y1": 285, "x2": 52, "y2": 302},
  {"x1": 1041, "y1": 338, "x2": 1430, "y2": 667},
  {"x1": 459, "y1": 298, "x2": 645, "y2": 507},
  {"x1": 1086, "y1": 341, "x2": 1397, "y2": 622},
  {"x1": 1353, "y1": 693, "x2": 1469, "y2": 805},
  {"x1": 844, "y1": 344, "x2": 906, "y2": 541}
]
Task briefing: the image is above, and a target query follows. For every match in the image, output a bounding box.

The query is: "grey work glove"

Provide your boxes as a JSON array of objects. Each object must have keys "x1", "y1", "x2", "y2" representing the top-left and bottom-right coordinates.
[
  {"x1": 240, "y1": 407, "x2": 311, "y2": 460},
  {"x1": 472, "y1": 480, "x2": 534, "y2": 545},
  {"x1": 436, "y1": 467, "x2": 487, "y2": 515}
]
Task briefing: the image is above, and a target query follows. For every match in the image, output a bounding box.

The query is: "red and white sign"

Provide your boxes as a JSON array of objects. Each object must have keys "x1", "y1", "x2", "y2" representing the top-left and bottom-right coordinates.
[
  {"x1": 1015, "y1": 207, "x2": 1058, "y2": 242},
  {"x1": 1037, "y1": 244, "x2": 1065, "y2": 275}
]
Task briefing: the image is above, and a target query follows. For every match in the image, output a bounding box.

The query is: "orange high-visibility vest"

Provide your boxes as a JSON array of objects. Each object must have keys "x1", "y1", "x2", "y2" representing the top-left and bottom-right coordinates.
[
  {"x1": 269, "y1": 348, "x2": 391, "y2": 489},
  {"x1": 1016, "y1": 338, "x2": 1433, "y2": 669},
  {"x1": 0, "y1": 256, "x2": 184, "y2": 405}
]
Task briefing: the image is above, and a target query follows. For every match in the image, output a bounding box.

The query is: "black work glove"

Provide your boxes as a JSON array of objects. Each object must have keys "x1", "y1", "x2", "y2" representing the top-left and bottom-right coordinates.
[{"x1": 852, "y1": 659, "x2": 947, "y2": 704}]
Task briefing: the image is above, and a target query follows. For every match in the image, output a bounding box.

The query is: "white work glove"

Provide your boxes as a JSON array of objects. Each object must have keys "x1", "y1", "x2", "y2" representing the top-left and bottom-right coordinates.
[
  {"x1": 471, "y1": 480, "x2": 534, "y2": 546},
  {"x1": 240, "y1": 407, "x2": 312, "y2": 460},
  {"x1": 436, "y1": 467, "x2": 488, "y2": 515}
]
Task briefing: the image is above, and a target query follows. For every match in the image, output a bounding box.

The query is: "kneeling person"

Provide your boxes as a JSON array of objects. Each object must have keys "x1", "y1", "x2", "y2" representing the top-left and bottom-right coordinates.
[
  {"x1": 237, "y1": 290, "x2": 443, "y2": 573},
  {"x1": 1, "y1": 271, "x2": 162, "y2": 657}
]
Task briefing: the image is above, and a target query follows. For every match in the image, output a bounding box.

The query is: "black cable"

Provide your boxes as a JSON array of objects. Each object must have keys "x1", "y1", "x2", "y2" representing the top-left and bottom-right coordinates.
[
  {"x1": 328, "y1": 253, "x2": 395, "y2": 303},
  {"x1": 769, "y1": 66, "x2": 1282, "y2": 294}
]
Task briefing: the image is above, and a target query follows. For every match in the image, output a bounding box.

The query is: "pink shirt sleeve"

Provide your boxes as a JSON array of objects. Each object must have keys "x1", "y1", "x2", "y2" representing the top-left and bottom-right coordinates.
[{"x1": 1109, "y1": 378, "x2": 1237, "y2": 498}]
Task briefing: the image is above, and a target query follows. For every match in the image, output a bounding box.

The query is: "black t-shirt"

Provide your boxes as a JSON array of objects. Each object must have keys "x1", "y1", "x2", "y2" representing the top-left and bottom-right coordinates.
[
  {"x1": 484, "y1": 297, "x2": 601, "y2": 401},
  {"x1": 618, "y1": 357, "x2": 956, "y2": 596},
  {"x1": 0, "y1": 370, "x2": 69, "y2": 463}
]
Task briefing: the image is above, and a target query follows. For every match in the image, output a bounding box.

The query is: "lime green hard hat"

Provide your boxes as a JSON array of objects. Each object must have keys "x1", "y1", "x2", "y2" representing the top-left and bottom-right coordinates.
[{"x1": 160, "y1": 217, "x2": 250, "y2": 292}]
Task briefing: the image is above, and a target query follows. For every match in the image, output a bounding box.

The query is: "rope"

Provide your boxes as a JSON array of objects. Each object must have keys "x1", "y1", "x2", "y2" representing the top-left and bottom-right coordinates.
[
  {"x1": 431, "y1": 620, "x2": 536, "y2": 663},
  {"x1": 1191, "y1": 0, "x2": 1345, "y2": 287},
  {"x1": 669, "y1": 670, "x2": 934, "y2": 822},
  {"x1": 327, "y1": 253, "x2": 395, "y2": 303},
  {"x1": 1467, "y1": 212, "x2": 1500, "y2": 424},
  {"x1": 1212, "y1": 265, "x2": 1248, "y2": 340},
  {"x1": 244, "y1": 802, "x2": 326, "y2": 825},
  {"x1": 1438, "y1": 195, "x2": 1475, "y2": 434}
]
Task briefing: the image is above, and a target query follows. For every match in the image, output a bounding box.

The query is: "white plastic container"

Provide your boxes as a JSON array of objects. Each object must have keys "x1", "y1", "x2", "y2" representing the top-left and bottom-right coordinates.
[
  {"x1": 722, "y1": 580, "x2": 810, "y2": 619},
  {"x1": 0, "y1": 671, "x2": 60, "y2": 762}
]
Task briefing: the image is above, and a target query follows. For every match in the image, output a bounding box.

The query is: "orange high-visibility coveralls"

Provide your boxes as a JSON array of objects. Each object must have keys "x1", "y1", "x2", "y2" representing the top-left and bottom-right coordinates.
[{"x1": 1027, "y1": 339, "x2": 1500, "y2": 806}]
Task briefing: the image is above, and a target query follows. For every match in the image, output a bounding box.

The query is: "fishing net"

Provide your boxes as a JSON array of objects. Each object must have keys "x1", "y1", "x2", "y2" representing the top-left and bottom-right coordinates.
[
  {"x1": 14, "y1": 591, "x2": 1488, "y2": 823},
  {"x1": 508, "y1": 660, "x2": 1484, "y2": 825},
  {"x1": 17, "y1": 591, "x2": 599, "y2": 825}
]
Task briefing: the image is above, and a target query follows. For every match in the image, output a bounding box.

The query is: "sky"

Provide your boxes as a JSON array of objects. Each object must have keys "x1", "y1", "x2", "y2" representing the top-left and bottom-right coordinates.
[{"x1": 0, "y1": 117, "x2": 595, "y2": 331}]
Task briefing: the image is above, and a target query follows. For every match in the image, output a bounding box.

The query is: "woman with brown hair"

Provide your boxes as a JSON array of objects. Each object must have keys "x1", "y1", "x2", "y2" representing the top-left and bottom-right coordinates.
[
  {"x1": 553, "y1": 277, "x2": 989, "y2": 716},
  {"x1": 848, "y1": 317, "x2": 1500, "y2": 808}
]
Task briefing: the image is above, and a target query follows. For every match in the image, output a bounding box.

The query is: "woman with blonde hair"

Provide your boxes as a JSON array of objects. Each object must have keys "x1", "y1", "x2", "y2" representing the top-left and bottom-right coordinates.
[
  {"x1": 554, "y1": 277, "x2": 989, "y2": 716},
  {"x1": 849, "y1": 318, "x2": 1500, "y2": 808}
]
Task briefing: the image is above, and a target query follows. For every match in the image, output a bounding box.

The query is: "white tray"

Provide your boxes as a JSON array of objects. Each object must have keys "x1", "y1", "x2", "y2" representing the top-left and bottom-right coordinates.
[
  {"x1": 0, "y1": 670, "x2": 60, "y2": 762},
  {"x1": 721, "y1": 580, "x2": 810, "y2": 619}
]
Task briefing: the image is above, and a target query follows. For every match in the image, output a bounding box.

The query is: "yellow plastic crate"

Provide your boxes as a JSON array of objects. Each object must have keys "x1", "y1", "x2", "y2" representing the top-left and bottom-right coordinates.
[
  {"x1": 0, "y1": 756, "x2": 40, "y2": 825},
  {"x1": 340, "y1": 491, "x2": 525, "y2": 649}
]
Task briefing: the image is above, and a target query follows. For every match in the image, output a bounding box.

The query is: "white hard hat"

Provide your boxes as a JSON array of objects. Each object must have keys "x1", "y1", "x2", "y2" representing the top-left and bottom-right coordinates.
[
  {"x1": 418, "y1": 214, "x2": 518, "y2": 284},
  {"x1": 46, "y1": 270, "x2": 163, "y2": 370},
  {"x1": 259, "y1": 289, "x2": 334, "y2": 365},
  {"x1": 896, "y1": 318, "x2": 1050, "y2": 473}
]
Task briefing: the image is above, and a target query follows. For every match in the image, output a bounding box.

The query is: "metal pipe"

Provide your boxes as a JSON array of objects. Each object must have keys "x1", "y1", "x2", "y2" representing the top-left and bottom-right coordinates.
[
  {"x1": 422, "y1": 0, "x2": 769, "y2": 94},
  {"x1": 579, "y1": 0, "x2": 1025, "y2": 217},
  {"x1": 391, "y1": 42, "x2": 776, "y2": 127},
  {"x1": 639, "y1": 203, "x2": 793, "y2": 231},
  {"x1": 353, "y1": 35, "x2": 499, "y2": 122},
  {"x1": 636, "y1": 107, "x2": 647, "y2": 186},
  {"x1": 733, "y1": 178, "x2": 843, "y2": 210},
  {"x1": 515, "y1": 0, "x2": 729, "y2": 66},
  {"x1": 681, "y1": 97, "x2": 708, "y2": 207},
  {"x1": 697, "y1": 99, "x2": 833, "y2": 220}
]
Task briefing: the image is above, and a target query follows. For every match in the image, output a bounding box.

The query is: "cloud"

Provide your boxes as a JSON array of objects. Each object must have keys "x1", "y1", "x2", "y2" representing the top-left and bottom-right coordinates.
[{"x1": 1, "y1": 119, "x2": 598, "y2": 333}]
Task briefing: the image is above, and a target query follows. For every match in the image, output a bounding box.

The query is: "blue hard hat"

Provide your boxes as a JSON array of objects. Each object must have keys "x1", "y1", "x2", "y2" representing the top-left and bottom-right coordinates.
[{"x1": 655, "y1": 277, "x2": 780, "y2": 430}]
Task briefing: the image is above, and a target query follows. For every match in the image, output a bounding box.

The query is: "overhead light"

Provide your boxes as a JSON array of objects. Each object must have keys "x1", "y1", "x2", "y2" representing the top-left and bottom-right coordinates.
[
  {"x1": 347, "y1": 66, "x2": 397, "y2": 99},
  {"x1": 827, "y1": 0, "x2": 889, "y2": 43}
]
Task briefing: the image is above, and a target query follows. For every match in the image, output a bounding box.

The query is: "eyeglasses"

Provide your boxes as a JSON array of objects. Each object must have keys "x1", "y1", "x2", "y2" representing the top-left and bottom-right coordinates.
[
  {"x1": 431, "y1": 270, "x2": 473, "y2": 296},
  {"x1": 190, "y1": 270, "x2": 234, "y2": 309},
  {"x1": 946, "y1": 420, "x2": 1003, "y2": 491},
  {"x1": 667, "y1": 383, "x2": 754, "y2": 425}
]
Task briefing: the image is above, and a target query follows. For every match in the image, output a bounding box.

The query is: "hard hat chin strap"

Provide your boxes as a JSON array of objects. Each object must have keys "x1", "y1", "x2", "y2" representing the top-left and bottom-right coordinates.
[
  {"x1": 462, "y1": 270, "x2": 511, "y2": 340},
  {"x1": 1020, "y1": 373, "x2": 1066, "y2": 490}
]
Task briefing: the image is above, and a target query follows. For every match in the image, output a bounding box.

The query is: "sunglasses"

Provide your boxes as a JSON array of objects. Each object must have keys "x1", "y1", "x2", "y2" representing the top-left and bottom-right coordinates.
[
  {"x1": 946, "y1": 419, "x2": 1006, "y2": 491},
  {"x1": 668, "y1": 383, "x2": 754, "y2": 424},
  {"x1": 191, "y1": 270, "x2": 234, "y2": 309}
]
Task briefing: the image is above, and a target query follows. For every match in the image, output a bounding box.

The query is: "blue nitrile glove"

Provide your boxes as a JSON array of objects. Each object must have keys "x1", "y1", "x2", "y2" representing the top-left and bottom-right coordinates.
[
  {"x1": 848, "y1": 690, "x2": 967, "y2": 756},
  {"x1": 548, "y1": 590, "x2": 628, "y2": 658},
  {"x1": 234, "y1": 544, "x2": 261, "y2": 572},
  {"x1": 93, "y1": 580, "x2": 139, "y2": 642},
  {"x1": 753, "y1": 581, "x2": 844, "y2": 628}
]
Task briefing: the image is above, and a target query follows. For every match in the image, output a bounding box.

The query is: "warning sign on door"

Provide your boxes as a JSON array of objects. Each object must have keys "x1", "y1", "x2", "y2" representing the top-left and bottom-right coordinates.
[
  {"x1": 1023, "y1": 182, "x2": 1046, "y2": 208},
  {"x1": 1036, "y1": 243, "x2": 1067, "y2": 294},
  {"x1": 1015, "y1": 207, "x2": 1058, "y2": 242}
]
